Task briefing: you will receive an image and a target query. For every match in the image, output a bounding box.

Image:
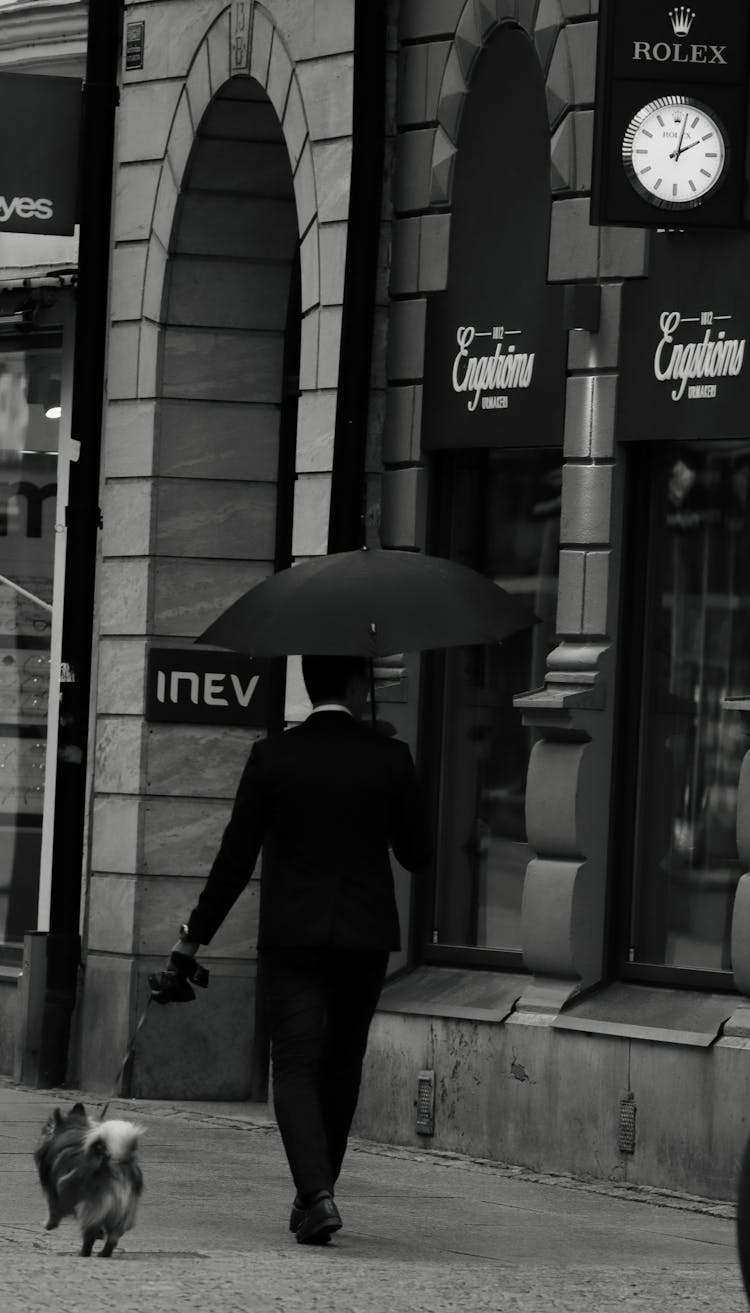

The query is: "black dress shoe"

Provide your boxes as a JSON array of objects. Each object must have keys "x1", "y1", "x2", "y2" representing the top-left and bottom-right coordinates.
[
  {"x1": 289, "y1": 1196, "x2": 305, "y2": 1233},
  {"x1": 295, "y1": 1191, "x2": 342, "y2": 1245}
]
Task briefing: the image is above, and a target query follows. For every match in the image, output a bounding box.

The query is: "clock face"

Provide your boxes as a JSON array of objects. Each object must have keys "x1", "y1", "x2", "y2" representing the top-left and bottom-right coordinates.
[{"x1": 622, "y1": 97, "x2": 729, "y2": 210}]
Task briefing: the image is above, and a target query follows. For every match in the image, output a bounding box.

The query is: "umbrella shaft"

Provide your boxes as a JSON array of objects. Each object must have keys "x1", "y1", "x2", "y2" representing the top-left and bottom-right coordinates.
[{"x1": 369, "y1": 658, "x2": 376, "y2": 729}]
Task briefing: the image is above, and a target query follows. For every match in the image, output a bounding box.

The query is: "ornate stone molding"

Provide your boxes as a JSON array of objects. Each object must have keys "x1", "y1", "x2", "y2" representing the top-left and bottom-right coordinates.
[
  {"x1": 0, "y1": 1, "x2": 87, "y2": 67},
  {"x1": 429, "y1": 0, "x2": 585, "y2": 204}
]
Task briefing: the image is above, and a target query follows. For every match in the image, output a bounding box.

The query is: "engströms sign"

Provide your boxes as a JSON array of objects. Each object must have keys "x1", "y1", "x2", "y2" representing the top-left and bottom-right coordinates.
[{"x1": 618, "y1": 232, "x2": 750, "y2": 439}]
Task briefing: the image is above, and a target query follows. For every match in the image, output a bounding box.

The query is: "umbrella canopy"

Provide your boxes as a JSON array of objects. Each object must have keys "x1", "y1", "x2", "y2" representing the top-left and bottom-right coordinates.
[{"x1": 197, "y1": 548, "x2": 536, "y2": 658}]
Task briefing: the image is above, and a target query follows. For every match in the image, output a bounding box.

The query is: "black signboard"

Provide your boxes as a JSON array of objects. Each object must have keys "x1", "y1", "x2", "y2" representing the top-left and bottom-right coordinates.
[
  {"x1": 146, "y1": 647, "x2": 270, "y2": 727},
  {"x1": 591, "y1": 0, "x2": 750, "y2": 228},
  {"x1": 611, "y1": 0, "x2": 750, "y2": 85},
  {"x1": 0, "y1": 74, "x2": 82, "y2": 235},
  {"x1": 618, "y1": 232, "x2": 750, "y2": 440},
  {"x1": 421, "y1": 24, "x2": 565, "y2": 450},
  {"x1": 422, "y1": 295, "x2": 565, "y2": 449}
]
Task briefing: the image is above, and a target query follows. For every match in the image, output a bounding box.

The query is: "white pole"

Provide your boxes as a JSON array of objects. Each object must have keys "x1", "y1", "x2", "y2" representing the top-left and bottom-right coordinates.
[{"x1": 37, "y1": 298, "x2": 76, "y2": 933}]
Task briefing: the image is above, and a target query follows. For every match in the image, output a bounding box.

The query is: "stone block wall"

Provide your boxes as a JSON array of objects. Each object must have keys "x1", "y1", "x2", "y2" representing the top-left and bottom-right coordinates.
[
  {"x1": 76, "y1": 0, "x2": 358, "y2": 1095},
  {"x1": 355, "y1": 1001, "x2": 750, "y2": 1202}
]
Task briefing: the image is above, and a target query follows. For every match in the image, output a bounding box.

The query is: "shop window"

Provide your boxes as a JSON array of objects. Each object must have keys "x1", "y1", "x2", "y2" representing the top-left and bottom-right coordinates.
[
  {"x1": 621, "y1": 441, "x2": 750, "y2": 984},
  {"x1": 422, "y1": 449, "x2": 562, "y2": 964},
  {"x1": 0, "y1": 342, "x2": 60, "y2": 945}
]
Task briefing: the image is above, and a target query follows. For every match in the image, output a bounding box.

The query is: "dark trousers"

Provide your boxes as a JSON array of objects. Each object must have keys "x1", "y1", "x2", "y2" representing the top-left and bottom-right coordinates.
[{"x1": 260, "y1": 946, "x2": 389, "y2": 1202}]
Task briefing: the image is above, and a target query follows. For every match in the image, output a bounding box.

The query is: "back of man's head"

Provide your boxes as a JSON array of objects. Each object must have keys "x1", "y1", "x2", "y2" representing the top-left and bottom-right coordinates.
[{"x1": 302, "y1": 654, "x2": 368, "y2": 705}]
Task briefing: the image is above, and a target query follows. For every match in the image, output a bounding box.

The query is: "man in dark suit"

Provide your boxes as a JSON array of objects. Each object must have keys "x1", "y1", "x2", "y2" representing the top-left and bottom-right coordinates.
[{"x1": 172, "y1": 654, "x2": 432, "y2": 1244}]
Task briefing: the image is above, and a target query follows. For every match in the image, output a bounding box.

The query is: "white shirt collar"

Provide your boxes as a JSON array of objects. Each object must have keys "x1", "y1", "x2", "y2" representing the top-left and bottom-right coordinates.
[{"x1": 308, "y1": 702, "x2": 353, "y2": 718}]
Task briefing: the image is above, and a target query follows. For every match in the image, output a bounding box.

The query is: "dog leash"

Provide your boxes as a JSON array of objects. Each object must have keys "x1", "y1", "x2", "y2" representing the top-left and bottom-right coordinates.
[
  {"x1": 98, "y1": 997, "x2": 153, "y2": 1121},
  {"x1": 96, "y1": 951, "x2": 210, "y2": 1120}
]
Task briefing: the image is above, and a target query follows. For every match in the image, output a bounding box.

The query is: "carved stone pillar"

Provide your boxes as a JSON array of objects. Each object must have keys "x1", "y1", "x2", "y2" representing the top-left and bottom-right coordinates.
[
  {"x1": 514, "y1": 642, "x2": 616, "y2": 1011},
  {"x1": 729, "y1": 707, "x2": 750, "y2": 994}
]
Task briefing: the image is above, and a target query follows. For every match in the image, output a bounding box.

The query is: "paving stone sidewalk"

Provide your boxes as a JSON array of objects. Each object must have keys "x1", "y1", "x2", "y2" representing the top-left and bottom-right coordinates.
[{"x1": 0, "y1": 1079, "x2": 746, "y2": 1313}]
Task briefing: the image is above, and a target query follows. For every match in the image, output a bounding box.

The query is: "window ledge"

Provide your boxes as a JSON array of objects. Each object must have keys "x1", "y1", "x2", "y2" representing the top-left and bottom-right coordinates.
[
  {"x1": 552, "y1": 981, "x2": 734, "y2": 1047},
  {"x1": 377, "y1": 965, "x2": 525, "y2": 1023},
  {"x1": 513, "y1": 681, "x2": 604, "y2": 713}
]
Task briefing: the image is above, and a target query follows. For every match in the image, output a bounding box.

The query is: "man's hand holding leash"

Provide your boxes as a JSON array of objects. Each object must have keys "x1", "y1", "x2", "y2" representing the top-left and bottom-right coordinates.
[{"x1": 148, "y1": 925, "x2": 209, "y2": 1005}]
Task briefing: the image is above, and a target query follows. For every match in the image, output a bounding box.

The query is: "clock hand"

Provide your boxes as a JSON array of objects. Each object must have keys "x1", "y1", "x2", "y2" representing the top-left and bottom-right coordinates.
[
  {"x1": 670, "y1": 113, "x2": 689, "y2": 160},
  {"x1": 676, "y1": 138, "x2": 702, "y2": 158}
]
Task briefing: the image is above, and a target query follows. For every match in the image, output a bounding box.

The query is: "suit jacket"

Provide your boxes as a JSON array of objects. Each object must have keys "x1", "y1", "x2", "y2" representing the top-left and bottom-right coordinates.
[{"x1": 186, "y1": 711, "x2": 433, "y2": 952}]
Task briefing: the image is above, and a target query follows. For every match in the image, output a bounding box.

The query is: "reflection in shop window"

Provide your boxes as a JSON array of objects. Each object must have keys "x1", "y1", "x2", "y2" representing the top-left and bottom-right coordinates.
[
  {"x1": 0, "y1": 346, "x2": 59, "y2": 944},
  {"x1": 430, "y1": 450, "x2": 561, "y2": 953},
  {"x1": 630, "y1": 441, "x2": 750, "y2": 974}
]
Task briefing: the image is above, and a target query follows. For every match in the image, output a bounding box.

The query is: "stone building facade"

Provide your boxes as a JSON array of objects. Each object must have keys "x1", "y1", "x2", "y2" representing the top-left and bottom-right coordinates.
[
  {"x1": 75, "y1": 0, "x2": 374, "y2": 1096},
  {"x1": 2, "y1": 0, "x2": 750, "y2": 1202}
]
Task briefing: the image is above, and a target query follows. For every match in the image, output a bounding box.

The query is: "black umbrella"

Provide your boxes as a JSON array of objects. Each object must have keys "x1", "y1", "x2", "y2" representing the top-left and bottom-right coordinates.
[
  {"x1": 198, "y1": 548, "x2": 535, "y2": 659},
  {"x1": 197, "y1": 548, "x2": 536, "y2": 727}
]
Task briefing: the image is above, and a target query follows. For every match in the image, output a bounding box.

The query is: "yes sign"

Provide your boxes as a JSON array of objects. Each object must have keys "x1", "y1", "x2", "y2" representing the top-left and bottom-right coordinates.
[
  {"x1": 0, "y1": 73, "x2": 81, "y2": 234},
  {"x1": 0, "y1": 196, "x2": 54, "y2": 223}
]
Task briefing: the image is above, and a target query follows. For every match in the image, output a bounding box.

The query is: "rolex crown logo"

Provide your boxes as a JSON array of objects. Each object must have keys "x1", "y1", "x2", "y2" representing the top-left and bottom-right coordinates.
[{"x1": 668, "y1": 5, "x2": 695, "y2": 37}]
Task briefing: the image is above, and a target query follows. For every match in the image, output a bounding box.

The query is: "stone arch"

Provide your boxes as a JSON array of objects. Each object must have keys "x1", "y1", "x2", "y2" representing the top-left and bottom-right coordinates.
[
  {"x1": 429, "y1": 0, "x2": 576, "y2": 218},
  {"x1": 152, "y1": 69, "x2": 301, "y2": 621},
  {"x1": 140, "y1": 5, "x2": 320, "y2": 412},
  {"x1": 117, "y1": 2, "x2": 343, "y2": 642},
  {"x1": 382, "y1": 0, "x2": 589, "y2": 545}
]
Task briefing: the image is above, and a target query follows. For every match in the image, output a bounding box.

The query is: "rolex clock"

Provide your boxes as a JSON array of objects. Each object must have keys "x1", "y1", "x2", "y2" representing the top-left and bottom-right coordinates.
[{"x1": 621, "y1": 95, "x2": 730, "y2": 210}]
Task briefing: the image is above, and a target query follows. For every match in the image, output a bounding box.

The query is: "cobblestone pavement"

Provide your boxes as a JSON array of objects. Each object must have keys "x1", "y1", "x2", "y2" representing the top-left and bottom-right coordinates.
[{"x1": 1, "y1": 1081, "x2": 747, "y2": 1313}]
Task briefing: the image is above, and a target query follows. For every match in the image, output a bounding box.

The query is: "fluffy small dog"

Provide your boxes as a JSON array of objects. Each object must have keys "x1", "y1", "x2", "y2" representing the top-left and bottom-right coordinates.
[{"x1": 34, "y1": 1102, "x2": 144, "y2": 1257}]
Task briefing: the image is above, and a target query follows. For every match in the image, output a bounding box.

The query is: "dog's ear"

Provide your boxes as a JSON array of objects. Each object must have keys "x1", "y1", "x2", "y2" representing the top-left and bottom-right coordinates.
[
  {"x1": 52, "y1": 1108, "x2": 63, "y2": 1127},
  {"x1": 71, "y1": 1102, "x2": 87, "y2": 1117}
]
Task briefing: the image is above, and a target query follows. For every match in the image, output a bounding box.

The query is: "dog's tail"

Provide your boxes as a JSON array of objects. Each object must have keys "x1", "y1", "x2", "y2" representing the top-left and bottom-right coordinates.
[
  {"x1": 84, "y1": 1119, "x2": 145, "y2": 1163},
  {"x1": 79, "y1": 1119, "x2": 145, "y2": 1238}
]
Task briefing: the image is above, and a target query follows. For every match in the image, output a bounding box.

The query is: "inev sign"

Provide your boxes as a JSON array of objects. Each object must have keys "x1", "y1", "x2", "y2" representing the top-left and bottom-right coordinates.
[
  {"x1": 0, "y1": 74, "x2": 81, "y2": 235},
  {"x1": 146, "y1": 648, "x2": 270, "y2": 727}
]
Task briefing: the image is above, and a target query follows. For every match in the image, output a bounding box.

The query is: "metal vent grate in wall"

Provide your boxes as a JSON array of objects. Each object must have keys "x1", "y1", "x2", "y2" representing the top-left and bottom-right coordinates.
[
  {"x1": 416, "y1": 1070, "x2": 435, "y2": 1136},
  {"x1": 618, "y1": 1093, "x2": 637, "y2": 1154}
]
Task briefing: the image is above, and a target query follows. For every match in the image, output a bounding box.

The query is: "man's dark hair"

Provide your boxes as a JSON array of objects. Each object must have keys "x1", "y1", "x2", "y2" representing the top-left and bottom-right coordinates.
[{"x1": 302, "y1": 655, "x2": 368, "y2": 704}]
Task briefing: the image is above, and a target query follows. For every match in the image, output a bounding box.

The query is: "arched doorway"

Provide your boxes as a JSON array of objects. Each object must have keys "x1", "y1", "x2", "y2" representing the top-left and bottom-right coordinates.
[
  {"x1": 134, "y1": 75, "x2": 301, "y2": 1099},
  {"x1": 157, "y1": 75, "x2": 300, "y2": 629}
]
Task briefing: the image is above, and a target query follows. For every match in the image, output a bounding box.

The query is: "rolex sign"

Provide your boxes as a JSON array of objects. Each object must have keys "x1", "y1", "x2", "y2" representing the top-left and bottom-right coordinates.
[
  {"x1": 613, "y1": 2, "x2": 747, "y2": 84},
  {"x1": 591, "y1": 0, "x2": 750, "y2": 228},
  {"x1": 0, "y1": 74, "x2": 82, "y2": 235}
]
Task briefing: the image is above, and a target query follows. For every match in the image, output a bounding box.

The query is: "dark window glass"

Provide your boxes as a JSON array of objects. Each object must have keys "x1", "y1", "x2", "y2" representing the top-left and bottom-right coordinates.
[
  {"x1": 627, "y1": 441, "x2": 750, "y2": 975},
  {"x1": 428, "y1": 449, "x2": 561, "y2": 954},
  {"x1": 0, "y1": 344, "x2": 60, "y2": 943}
]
